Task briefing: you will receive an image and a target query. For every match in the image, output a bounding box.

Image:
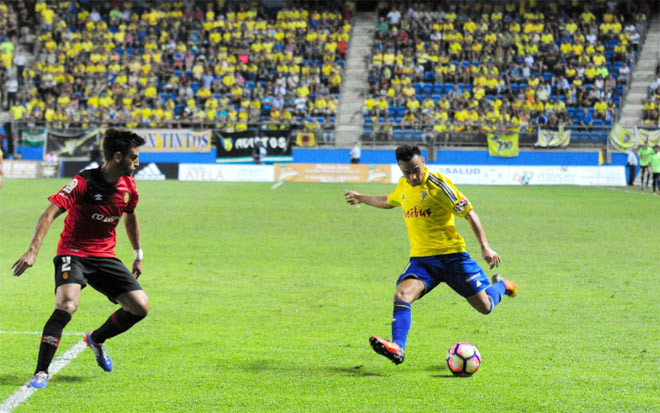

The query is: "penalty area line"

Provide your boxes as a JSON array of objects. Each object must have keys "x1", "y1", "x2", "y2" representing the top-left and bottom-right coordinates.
[{"x1": 0, "y1": 340, "x2": 87, "y2": 413}]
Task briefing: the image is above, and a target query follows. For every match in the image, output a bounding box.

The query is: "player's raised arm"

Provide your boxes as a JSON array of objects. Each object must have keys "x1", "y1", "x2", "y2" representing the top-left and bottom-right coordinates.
[
  {"x1": 465, "y1": 209, "x2": 500, "y2": 269},
  {"x1": 344, "y1": 190, "x2": 393, "y2": 209},
  {"x1": 12, "y1": 203, "x2": 64, "y2": 276},
  {"x1": 124, "y1": 211, "x2": 143, "y2": 279}
]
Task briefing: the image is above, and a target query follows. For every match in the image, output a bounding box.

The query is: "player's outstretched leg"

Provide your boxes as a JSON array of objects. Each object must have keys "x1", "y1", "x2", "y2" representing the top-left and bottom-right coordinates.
[
  {"x1": 29, "y1": 372, "x2": 49, "y2": 389},
  {"x1": 29, "y1": 308, "x2": 72, "y2": 388},
  {"x1": 492, "y1": 274, "x2": 518, "y2": 297},
  {"x1": 84, "y1": 332, "x2": 113, "y2": 372},
  {"x1": 369, "y1": 336, "x2": 405, "y2": 365}
]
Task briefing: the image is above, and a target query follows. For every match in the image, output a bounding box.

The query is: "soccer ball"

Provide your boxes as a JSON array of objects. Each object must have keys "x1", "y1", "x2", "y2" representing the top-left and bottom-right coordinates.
[{"x1": 446, "y1": 342, "x2": 481, "y2": 376}]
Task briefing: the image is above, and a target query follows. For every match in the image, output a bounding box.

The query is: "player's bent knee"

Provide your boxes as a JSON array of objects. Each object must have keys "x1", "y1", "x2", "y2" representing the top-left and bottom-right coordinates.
[
  {"x1": 56, "y1": 300, "x2": 78, "y2": 315},
  {"x1": 393, "y1": 290, "x2": 415, "y2": 303},
  {"x1": 118, "y1": 291, "x2": 149, "y2": 316},
  {"x1": 132, "y1": 296, "x2": 150, "y2": 317}
]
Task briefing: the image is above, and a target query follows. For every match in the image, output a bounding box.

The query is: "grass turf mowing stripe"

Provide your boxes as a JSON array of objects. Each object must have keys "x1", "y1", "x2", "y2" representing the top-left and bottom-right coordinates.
[{"x1": 0, "y1": 341, "x2": 86, "y2": 412}]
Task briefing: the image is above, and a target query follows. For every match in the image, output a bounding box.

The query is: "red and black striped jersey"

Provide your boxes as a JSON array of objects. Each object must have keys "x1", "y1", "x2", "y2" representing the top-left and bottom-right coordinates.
[{"x1": 48, "y1": 167, "x2": 139, "y2": 258}]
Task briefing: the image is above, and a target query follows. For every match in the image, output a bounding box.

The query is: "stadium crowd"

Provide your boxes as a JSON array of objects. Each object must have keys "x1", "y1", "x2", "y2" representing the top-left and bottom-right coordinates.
[
  {"x1": 363, "y1": 0, "x2": 648, "y2": 142},
  {"x1": 642, "y1": 62, "x2": 660, "y2": 127},
  {"x1": 2, "y1": 0, "x2": 353, "y2": 134}
]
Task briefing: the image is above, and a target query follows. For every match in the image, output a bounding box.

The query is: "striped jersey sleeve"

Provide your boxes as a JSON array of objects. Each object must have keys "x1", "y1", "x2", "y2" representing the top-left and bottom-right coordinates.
[{"x1": 426, "y1": 172, "x2": 472, "y2": 218}]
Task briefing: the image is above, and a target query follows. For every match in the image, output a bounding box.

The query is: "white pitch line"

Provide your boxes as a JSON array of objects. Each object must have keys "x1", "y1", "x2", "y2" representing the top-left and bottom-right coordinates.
[
  {"x1": 0, "y1": 340, "x2": 87, "y2": 413},
  {"x1": 271, "y1": 180, "x2": 284, "y2": 189},
  {"x1": 0, "y1": 331, "x2": 84, "y2": 336}
]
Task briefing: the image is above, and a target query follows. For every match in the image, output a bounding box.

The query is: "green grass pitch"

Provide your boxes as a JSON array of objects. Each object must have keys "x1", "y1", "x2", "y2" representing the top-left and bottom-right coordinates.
[{"x1": 1, "y1": 178, "x2": 659, "y2": 411}]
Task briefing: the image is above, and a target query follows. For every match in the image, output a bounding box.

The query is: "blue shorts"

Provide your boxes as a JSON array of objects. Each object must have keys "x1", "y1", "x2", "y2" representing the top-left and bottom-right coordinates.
[{"x1": 397, "y1": 252, "x2": 489, "y2": 299}]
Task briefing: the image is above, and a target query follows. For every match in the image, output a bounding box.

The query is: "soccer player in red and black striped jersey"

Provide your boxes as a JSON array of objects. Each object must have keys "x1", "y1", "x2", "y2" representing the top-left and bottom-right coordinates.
[{"x1": 12, "y1": 129, "x2": 150, "y2": 389}]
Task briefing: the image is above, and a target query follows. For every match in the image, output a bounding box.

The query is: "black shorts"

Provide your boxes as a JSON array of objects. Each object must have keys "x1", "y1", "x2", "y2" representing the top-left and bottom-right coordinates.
[{"x1": 53, "y1": 255, "x2": 143, "y2": 302}]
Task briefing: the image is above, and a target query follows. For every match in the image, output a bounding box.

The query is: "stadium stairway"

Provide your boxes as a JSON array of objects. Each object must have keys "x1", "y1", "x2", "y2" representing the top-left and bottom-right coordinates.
[
  {"x1": 619, "y1": 14, "x2": 660, "y2": 128},
  {"x1": 335, "y1": 12, "x2": 377, "y2": 146}
]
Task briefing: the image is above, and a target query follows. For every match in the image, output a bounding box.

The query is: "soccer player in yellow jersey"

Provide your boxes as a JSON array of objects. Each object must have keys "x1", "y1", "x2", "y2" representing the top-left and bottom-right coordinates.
[{"x1": 344, "y1": 145, "x2": 517, "y2": 365}]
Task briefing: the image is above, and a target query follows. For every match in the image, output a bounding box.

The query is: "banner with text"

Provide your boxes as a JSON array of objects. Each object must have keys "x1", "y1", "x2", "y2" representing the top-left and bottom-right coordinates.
[
  {"x1": 635, "y1": 127, "x2": 660, "y2": 147},
  {"x1": 134, "y1": 129, "x2": 212, "y2": 153},
  {"x1": 214, "y1": 129, "x2": 292, "y2": 162},
  {"x1": 390, "y1": 165, "x2": 625, "y2": 186},
  {"x1": 536, "y1": 127, "x2": 571, "y2": 148},
  {"x1": 179, "y1": 164, "x2": 274, "y2": 182},
  {"x1": 2, "y1": 160, "x2": 59, "y2": 178},
  {"x1": 45, "y1": 129, "x2": 101, "y2": 159},
  {"x1": 274, "y1": 163, "x2": 391, "y2": 183},
  {"x1": 609, "y1": 124, "x2": 635, "y2": 151},
  {"x1": 487, "y1": 133, "x2": 519, "y2": 157}
]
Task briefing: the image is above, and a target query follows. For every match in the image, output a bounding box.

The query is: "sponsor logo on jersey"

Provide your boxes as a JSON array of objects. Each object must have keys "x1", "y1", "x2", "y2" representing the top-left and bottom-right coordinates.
[
  {"x1": 63, "y1": 178, "x2": 78, "y2": 194},
  {"x1": 124, "y1": 191, "x2": 130, "y2": 204},
  {"x1": 94, "y1": 193, "x2": 103, "y2": 201},
  {"x1": 404, "y1": 206, "x2": 432, "y2": 218},
  {"x1": 134, "y1": 162, "x2": 166, "y2": 181},
  {"x1": 453, "y1": 198, "x2": 469, "y2": 213},
  {"x1": 91, "y1": 213, "x2": 121, "y2": 223}
]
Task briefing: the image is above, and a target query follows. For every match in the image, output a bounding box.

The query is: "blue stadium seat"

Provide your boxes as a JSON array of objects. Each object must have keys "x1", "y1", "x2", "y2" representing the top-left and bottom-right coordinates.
[{"x1": 422, "y1": 83, "x2": 433, "y2": 94}]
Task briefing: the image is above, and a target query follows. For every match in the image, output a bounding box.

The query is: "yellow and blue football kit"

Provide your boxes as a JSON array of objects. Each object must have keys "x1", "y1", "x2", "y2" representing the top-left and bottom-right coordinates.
[
  {"x1": 387, "y1": 168, "x2": 472, "y2": 257},
  {"x1": 385, "y1": 168, "x2": 506, "y2": 351}
]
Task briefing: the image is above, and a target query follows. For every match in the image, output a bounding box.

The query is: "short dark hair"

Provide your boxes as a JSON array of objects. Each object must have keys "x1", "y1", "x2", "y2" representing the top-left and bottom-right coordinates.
[
  {"x1": 102, "y1": 129, "x2": 146, "y2": 161},
  {"x1": 395, "y1": 144, "x2": 421, "y2": 162}
]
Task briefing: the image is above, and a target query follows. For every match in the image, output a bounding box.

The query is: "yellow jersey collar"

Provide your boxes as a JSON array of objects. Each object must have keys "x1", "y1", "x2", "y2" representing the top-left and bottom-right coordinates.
[{"x1": 422, "y1": 167, "x2": 430, "y2": 185}]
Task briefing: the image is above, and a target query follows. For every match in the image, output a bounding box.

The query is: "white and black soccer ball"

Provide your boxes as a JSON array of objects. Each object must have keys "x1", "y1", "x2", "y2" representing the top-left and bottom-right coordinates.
[{"x1": 446, "y1": 342, "x2": 481, "y2": 376}]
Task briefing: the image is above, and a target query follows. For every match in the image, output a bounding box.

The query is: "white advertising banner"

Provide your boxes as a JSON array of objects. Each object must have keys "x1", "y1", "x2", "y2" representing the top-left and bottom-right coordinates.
[
  {"x1": 390, "y1": 165, "x2": 626, "y2": 186},
  {"x1": 2, "y1": 161, "x2": 41, "y2": 178},
  {"x1": 178, "y1": 164, "x2": 274, "y2": 182}
]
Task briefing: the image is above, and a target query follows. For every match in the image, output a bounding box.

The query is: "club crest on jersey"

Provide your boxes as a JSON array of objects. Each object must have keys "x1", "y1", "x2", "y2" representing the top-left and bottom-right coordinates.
[
  {"x1": 453, "y1": 198, "x2": 469, "y2": 213},
  {"x1": 63, "y1": 178, "x2": 78, "y2": 194},
  {"x1": 420, "y1": 191, "x2": 427, "y2": 202},
  {"x1": 94, "y1": 193, "x2": 102, "y2": 201},
  {"x1": 123, "y1": 191, "x2": 130, "y2": 204}
]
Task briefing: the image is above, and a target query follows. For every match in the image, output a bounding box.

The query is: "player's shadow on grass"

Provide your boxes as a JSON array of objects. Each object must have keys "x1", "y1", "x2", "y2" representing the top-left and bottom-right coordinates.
[
  {"x1": 426, "y1": 365, "x2": 464, "y2": 379},
  {"x1": 0, "y1": 374, "x2": 89, "y2": 386},
  {"x1": 0, "y1": 375, "x2": 25, "y2": 386},
  {"x1": 52, "y1": 374, "x2": 88, "y2": 384},
  {"x1": 327, "y1": 366, "x2": 383, "y2": 377},
  {"x1": 241, "y1": 360, "x2": 384, "y2": 377}
]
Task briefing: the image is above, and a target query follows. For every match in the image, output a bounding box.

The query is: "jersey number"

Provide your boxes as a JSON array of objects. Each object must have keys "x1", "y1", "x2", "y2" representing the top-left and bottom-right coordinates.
[{"x1": 61, "y1": 256, "x2": 72, "y2": 272}]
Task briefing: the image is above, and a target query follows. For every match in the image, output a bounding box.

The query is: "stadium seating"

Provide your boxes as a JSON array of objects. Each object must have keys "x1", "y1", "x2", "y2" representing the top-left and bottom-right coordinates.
[
  {"x1": 8, "y1": 1, "x2": 353, "y2": 131},
  {"x1": 363, "y1": 2, "x2": 647, "y2": 142}
]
